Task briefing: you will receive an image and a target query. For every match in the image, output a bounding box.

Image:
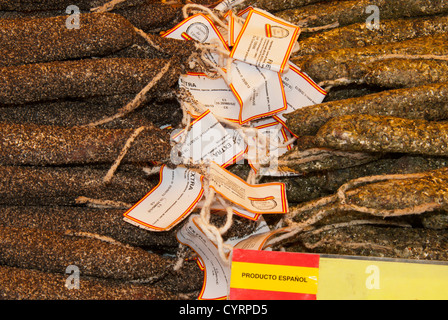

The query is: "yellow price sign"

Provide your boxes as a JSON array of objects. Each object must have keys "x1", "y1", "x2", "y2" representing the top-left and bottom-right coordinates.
[
  {"x1": 317, "y1": 256, "x2": 448, "y2": 300},
  {"x1": 229, "y1": 249, "x2": 448, "y2": 300}
]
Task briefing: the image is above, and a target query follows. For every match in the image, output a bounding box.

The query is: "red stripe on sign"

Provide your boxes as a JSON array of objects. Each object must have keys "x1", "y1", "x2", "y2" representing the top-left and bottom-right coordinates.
[
  {"x1": 229, "y1": 288, "x2": 316, "y2": 300},
  {"x1": 232, "y1": 249, "x2": 319, "y2": 268}
]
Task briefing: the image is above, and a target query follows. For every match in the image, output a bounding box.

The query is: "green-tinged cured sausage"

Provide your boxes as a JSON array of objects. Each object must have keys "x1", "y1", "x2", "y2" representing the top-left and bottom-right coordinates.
[
  {"x1": 292, "y1": 224, "x2": 448, "y2": 261},
  {"x1": 284, "y1": 82, "x2": 448, "y2": 137},
  {"x1": 364, "y1": 59, "x2": 448, "y2": 89},
  {"x1": 422, "y1": 212, "x2": 448, "y2": 230},
  {"x1": 294, "y1": 15, "x2": 448, "y2": 56},
  {"x1": 276, "y1": 147, "x2": 382, "y2": 174},
  {"x1": 286, "y1": 167, "x2": 448, "y2": 227},
  {"x1": 314, "y1": 114, "x2": 448, "y2": 156},
  {"x1": 266, "y1": 155, "x2": 448, "y2": 204},
  {"x1": 273, "y1": 166, "x2": 448, "y2": 259},
  {"x1": 291, "y1": 34, "x2": 448, "y2": 84},
  {"x1": 277, "y1": 0, "x2": 448, "y2": 31},
  {"x1": 314, "y1": 58, "x2": 448, "y2": 90}
]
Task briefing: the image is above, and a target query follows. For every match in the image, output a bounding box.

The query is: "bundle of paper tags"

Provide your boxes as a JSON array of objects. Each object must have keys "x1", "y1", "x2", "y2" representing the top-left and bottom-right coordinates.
[{"x1": 123, "y1": 3, "x2": 327, "y2": 300}]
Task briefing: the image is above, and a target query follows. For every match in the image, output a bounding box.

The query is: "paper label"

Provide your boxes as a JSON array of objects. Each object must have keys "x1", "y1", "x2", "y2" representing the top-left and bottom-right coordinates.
[
  {"x1": 162, "y1": 13, "x2": 229, "y2": 67},
  {"x1": 228, "y1": 60, "x2": 287, "y2": 124},
  {"x1": 229, "y1": 9, "x2": 300, "y2": 73},
  {"x1": 163, "y1": 13, "x2": 227, "y2": 46},
  {"x1": 231, "y1": 206, "x2": 260, "y2": 220},
  {"x1": 171, "y1": 110, "x2": 246, "y2": 167},
  {"x1": 123, "y1": 166, "x2": 203, "y2": 231},
  {"x1": 176, "y1": 216, "x2": 275, "y2": 300},
  {"x1": 179, "y1": 73, "x2": 240, "y2": 122},
  {"x1": 176, "y1": 214, "x2": 231, "y2": 300},
  {"x1": 274, "y1": 62, "x2": 327, "y2": 135},
  {"x1": 208, "y1": 161, "x2": 288, "y2": 214},
  {"x1": 229, "y1": 249, "x2": 320, "y2": 300}
]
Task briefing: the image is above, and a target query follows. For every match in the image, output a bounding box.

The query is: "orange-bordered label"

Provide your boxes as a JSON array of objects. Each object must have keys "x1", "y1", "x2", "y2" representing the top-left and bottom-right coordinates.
[
  {"x1": 229, "y1": 8, "x2": 301, "y2": 73},
  {"x1": 171, "y1": 110, "x2": 246, "y2": 168},
  {"x1": 176, "y1": 215, "x2": 230, "y2": 300},
  {"x1": 123, "y1": 165, "x2": 204, "y2": 231},
  {"x1": 228, "y1": 63, "x2": 287, "y2": 125},
  {"x1": 162, "y1": 13, "x2": 230, "y2": 52},
  {"x1": 179, "y1": 72, "x2": 241, "y2": 122},
  {"x1": 208, "y1": 161, "x2": 288, "y2": 214}
]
